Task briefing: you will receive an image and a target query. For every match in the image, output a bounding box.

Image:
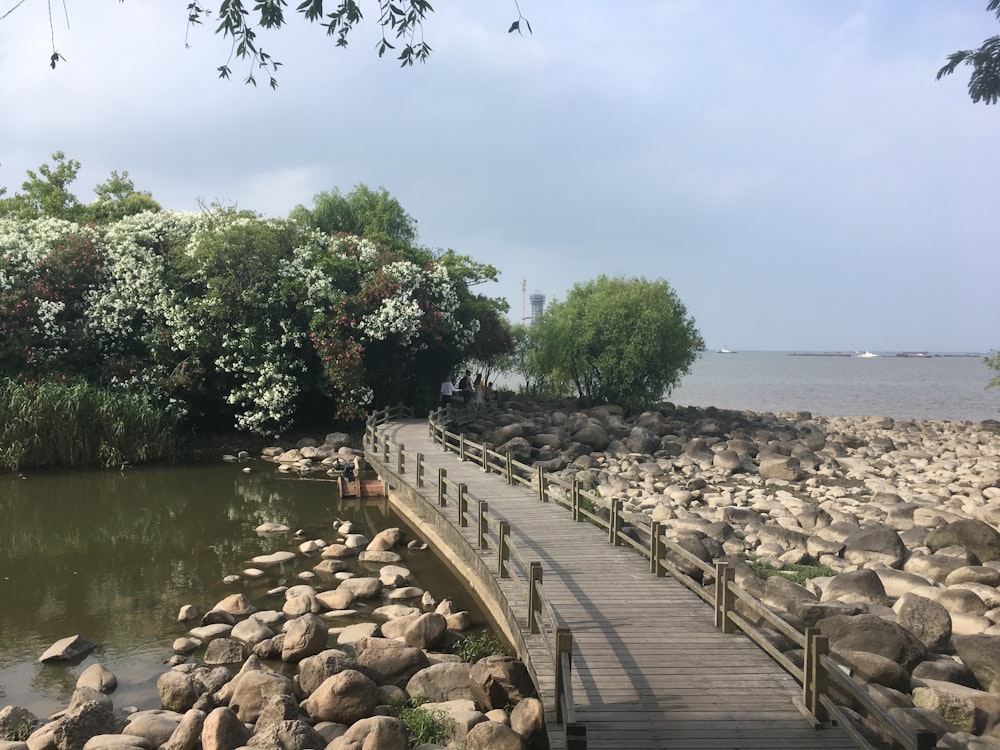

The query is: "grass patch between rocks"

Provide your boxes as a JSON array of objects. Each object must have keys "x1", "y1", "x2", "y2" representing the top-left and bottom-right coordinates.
[
  {"x1": 452, "y1": 630, "x2": 509, "y2": 663},
  {"x1": 746, "y1": 556, "x2": 838, "y2": 585},
  {"x1": 387, "y1": 696, "x2": 453, "y2": 747}
]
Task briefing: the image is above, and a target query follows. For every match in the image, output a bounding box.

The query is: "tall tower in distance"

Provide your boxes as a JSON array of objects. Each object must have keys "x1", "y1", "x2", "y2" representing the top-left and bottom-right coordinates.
[{"x1": 529, "y1": 292, "x2": 545, "y2": 325}]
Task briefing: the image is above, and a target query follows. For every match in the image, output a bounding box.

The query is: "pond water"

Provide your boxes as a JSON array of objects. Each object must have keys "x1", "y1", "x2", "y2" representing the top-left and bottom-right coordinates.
[{"x1": 0, "y1": 459, "x2": 485, "y2": 718}]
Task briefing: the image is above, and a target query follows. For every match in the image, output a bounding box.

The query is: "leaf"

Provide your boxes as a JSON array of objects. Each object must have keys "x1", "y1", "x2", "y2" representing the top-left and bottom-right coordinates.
[{"x1": 508, "y1": 20, "x2": 519, "y2": 34}]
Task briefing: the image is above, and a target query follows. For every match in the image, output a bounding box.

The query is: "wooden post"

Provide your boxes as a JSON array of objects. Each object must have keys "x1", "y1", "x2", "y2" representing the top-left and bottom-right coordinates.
[
  {"x1": 437, "y1": 468, "x2": 447, "y2": 507},
  {"x1": 528, "y1": 562, "x2": 542, "y2": 634},
  {"x1": 416, "y1": 454, "x2": 424, "y2": 487},
  {"x1": 555, "y1": 628, "x2": 572, "y2": 724},
  {"x1": 506, "y1": 453, "x2": 514, "y2": 485},
  {"x1": 566, "y1": 723, "x2": 587, "y2": 750},
  {"x1": 537, "y1": 466, "x2": 547, "y2": 502},
  {"x1": 610, "y1": 499, "x2": 622, "y2": 545},
  {"x1": 482, "y1": 442, "x2": 490, "y2": 472},
  {"x1": 396, "y1": 443, "x2": 405, "y2": 474},
  {"x1": 458, "y1": 483, "x2": 469, "y2": 527},
  {"x1": 715, "y1": 562, "x2": 735, "y2": 633},
  {"x1": 498, "y1": 522, "x2": 510, "y2": 578},
  {"x1": 650, "y1": 520, "x2": 661, "y2": 575},
  {"x1": 478, "y1": 501, "x2": 489, "y2": 549},
  {"x1": 459, "y1": 433, "x2": 466, "y2": 461},
  {"x1": 382, "y1": 439, "x2": 389, "y2": 463},
  {"x1": 804, "y1": 629, "x2": 830, "y2": 723}
]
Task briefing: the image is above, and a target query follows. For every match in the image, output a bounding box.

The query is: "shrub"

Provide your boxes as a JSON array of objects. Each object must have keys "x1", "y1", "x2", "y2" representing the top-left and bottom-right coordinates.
[
  {"x1": 452, "y1": 630, "x2": 509, "y2": 663},
  {"x1": 387, "y1": 696, "x2": 453, "y2": 747}
]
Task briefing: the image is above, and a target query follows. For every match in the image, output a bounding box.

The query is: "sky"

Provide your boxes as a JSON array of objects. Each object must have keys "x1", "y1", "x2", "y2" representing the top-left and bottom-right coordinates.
[{"x1": 1, "y1": 1, "x2": 998, "y2": 353}]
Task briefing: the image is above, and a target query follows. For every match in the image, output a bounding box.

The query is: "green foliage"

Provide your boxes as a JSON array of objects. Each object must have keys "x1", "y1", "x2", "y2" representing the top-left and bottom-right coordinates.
[
  {"x1": 89, "y1": 171, "x2": 161, "y2": 223},
  {"x1": 387, "y1": 695, "x2": 453, "y2": 747},
  {"x1": 290, "y1": 184, "x2": 419, "y2": 249},
  {"x1": 747, "y1": 557, "x2": 838, "y2": 586},
  {"x1": 0, "y1": 716, "x2": 34, "y2": 742},
  {"x1": 987, "y1": 351, "x2": 1000, "y2": 390},
  {"x1": 523, "y1": 275, "x2": 705, "y2": 415},
  {"x1": 0, "y1": 167, "x2": 508, "y2": 439},
  {"x1": 937, "y1": 1, "x2": 1000, "y2": 104},
  {"x1": 0, "y1": 152, "x2": 85, "y2": 221},
  {"x1": 0, "y1": 377, "x2": 181, "y2": 472},
  {"x1": 452, "y1": 630, "x2": 509, "y2": 662}
]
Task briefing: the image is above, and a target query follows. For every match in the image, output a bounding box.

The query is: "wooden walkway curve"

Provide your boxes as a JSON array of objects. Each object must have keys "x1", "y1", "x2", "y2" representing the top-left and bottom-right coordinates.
[{"x1": 371, "y1": 419, "x2": 858, "y2": 750}]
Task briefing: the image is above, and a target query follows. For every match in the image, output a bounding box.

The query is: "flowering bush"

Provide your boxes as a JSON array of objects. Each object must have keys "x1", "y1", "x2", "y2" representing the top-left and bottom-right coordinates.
[{"x1": 0, "y1": 208, "x2": 511, "y2": 435}]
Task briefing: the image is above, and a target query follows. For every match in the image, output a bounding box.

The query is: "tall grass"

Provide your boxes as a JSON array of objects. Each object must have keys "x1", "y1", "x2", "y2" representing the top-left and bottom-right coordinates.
[{"x1": 0, "y1": 378, "x2": 182, "y2": 472}]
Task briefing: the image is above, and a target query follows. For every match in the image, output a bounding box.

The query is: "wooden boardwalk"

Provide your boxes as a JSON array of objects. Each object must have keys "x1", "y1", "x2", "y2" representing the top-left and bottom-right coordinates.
[{"x1": 372, "y1": 419, "x2": 858, "y2": 750}]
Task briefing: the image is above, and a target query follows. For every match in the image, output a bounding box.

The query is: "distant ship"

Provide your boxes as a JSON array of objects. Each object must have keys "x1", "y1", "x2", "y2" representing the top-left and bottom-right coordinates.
[
  {"x1": 857, "y1": 350, "x2": 878, "y2": 358},
  {"x1": 717, "y1": 345, "x2": 737, "y2": 354}
]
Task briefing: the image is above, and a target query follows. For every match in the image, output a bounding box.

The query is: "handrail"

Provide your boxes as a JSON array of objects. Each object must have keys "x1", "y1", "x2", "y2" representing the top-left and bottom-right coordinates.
[
  {"x1": 366, "y1": 407, "x2": 586, "y2": 749},
  {"x1": 424, "y1": 408, "x2": 936, "y2": 750}
]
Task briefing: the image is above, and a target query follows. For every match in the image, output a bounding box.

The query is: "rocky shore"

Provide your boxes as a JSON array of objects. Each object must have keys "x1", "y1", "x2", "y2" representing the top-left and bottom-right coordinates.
[
  {"x1": 0, "y1": 513, "x2": 548, "y2": 750},
  {"x1": 452, "y1": 398, "x2": 1000, "y2": 748}
]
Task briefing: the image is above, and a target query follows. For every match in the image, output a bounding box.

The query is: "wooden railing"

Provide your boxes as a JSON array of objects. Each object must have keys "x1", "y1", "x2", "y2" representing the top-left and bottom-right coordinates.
[
  {"x1": 424, "y1": 409, "x2": 938, "y2": 750},
  {"x1": 365, "y1": 405, "x2": 586, "y2": 749}
]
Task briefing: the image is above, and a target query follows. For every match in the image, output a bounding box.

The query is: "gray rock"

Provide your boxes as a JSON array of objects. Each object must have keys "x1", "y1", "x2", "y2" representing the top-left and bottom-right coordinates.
[
  {"x1": 325, "y1": 716, "x2": 407, "y2": 750},
  {"x1": 405, "y1": 662, "x2": 475, "y2": 703},
  {"x1": 281, "y1": 614, "x2": 329, "y2": 662},
  {"x1": 203, "y1": 638, "x2": 248, "y2": 667},
  {"x1": 122, "y1": 710, "x2": 184, "y2": 748},
  {"x1": 817, "y1": 614, "x2": 927, "y2": 671},
  {"x1": 842, "y1": 525, "x2": 907, "y2": 568},
  {"x1": 469, "y1": 656, "x2": 537, "y2": 711},
  {"x1": 247, "y1": 720, "x2": 326, "y2": 750},
  {"x1": 38, "y1": 635, "x2": 97, "y2": 663},
  {"x1": 75, "y1": 665, "x2": 117, "y2": 694},
  {"x1": 954, "y1": 635, "x2": 1000, "y2": 691},
  {"x1": 354, "y1": 637, "x2": 430, "y2": 687},
  {"x1": 301, "y1": 670, "x2": 379, "y2": 725},
  {"x1": 821, "y1": 569, "x2": 889, "y2": 607},
  {"x1": 200, "y1": 707, "x2": 249, "y2": 750},
  {"x1": 894, "y1": 593, "x2": 953, "y2": 653},
  {"x1": 926, "y1": 520, "x2": 1000, "y2": 564},
  {"x1": 297, "y1": 649, "x2": 359, "y2": 695},
  {"x1": 462, "y1": 721, "x2": 527, "y2": 750},
  {"x1": 159, "y1": 709, "x2": 205, "y2": 750}
]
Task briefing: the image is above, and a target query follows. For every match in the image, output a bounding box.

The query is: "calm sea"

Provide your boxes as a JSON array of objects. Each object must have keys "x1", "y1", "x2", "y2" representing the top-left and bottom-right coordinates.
[{"x1": 667, "y1": 351, "x2": 1000, "y2": 423}]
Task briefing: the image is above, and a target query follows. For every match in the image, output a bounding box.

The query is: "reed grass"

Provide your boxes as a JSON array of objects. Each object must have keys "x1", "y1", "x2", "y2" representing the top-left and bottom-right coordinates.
[{"x1": 0, "y1": 378, "x2": 182, "y2": 472}]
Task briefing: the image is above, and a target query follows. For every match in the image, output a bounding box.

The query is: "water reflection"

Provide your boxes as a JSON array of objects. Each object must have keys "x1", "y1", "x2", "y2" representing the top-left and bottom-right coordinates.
[{"x1": 0, "y1": 461, "x2": 483, "y2": 717}]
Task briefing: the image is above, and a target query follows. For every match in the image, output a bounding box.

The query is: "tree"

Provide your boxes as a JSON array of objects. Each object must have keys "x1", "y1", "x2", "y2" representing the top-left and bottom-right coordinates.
[
  {"x1": 524, "y1": 275, "x2": 704, "y2": 415},
  {"x1": 290, "y1": 184, "x2": 418, "y2": 249},
  {"x1": 7, "y1": 1, "x2": 531, "y2": 88},
  {"x1": 89, "y1": 171, "x2": 161, "y2": 223},
  {"x1": 0, "y1": 152, "x2": 85, "y2": 221},
  {"x1": 937, "y1": 1, "x2": 1000, "y2": 104}
]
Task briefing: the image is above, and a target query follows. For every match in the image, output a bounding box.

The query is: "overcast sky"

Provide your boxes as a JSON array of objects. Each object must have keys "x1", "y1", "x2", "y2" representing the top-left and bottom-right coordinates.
[{"x1": 1, "y1": 1, "x2": 997, "y2": 353}]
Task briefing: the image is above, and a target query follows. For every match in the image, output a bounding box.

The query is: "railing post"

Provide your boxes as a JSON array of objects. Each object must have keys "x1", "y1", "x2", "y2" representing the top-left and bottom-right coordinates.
[
  {"x1": 804, "y1": 628, "x2": 830, "y2": 723},
  {"x1": 478, "y1": 501, "x2": 489, "y2": 549},
  {"x1": 650, "y1": 520, "x2": 663, "y2": 576},
  {"x1": 397, "y1": 443, "x2": 405, "y2": 474},
  {"x1": 458, "y1": 483, "x2": 469, "y2": 527},
  {"x1": 610, "y1": 499, "x2": 622, "y2": 545},
  {"x1": 482, "y1": 442, "x2": 490, "y2": 472},
  {"x1": 460, "y1": 433, "x2": 467, "y2": 461},
  {"x1": 383, "y1": 438, "x2": 389, "y2": 463},
  {"x1": 537, "y1": 466, "x2": 547, "y2": 502},
  {"x1": 416, "y1": 454, "x2": 424, "y2": 487},
  {"x1": 572, "y1": 478, "x2": 580, "y2": 521},
  {"x1": 506, "y1": 453, "x2": 514, "y2": 485},
  {"x1": 715, "y1": 562, "x2": 736, "y2": 633},
  {"x1": 498, "y1": 521, "x2": 510, "y2": 578},
  {"x1": 437, "y1": 468, "x2": 447, "y2": 507},
  {"x1": 555, "y1": 628, "x2": 572, "y2": 724},
  {"x1": 528, "y1": 562, "x2": 542, "y2": 634}
]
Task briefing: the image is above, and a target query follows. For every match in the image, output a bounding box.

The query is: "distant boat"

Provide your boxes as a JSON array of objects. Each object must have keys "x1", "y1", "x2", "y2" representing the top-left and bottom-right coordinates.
[
  {"x1": 857, "y1": 350, "x2": 878, "y2": 358},
  {"x1": 717, "y1": 345, "x2": 737, "y2": 354}
]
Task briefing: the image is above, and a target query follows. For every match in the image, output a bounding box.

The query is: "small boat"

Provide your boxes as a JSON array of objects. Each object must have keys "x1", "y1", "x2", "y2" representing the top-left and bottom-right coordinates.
[
  {"x1": 717, "y1": 345, "x2": 737, "y2": 354},
  {"x1": 857, "y1": 350, "x2": 878, "y2": 358}
]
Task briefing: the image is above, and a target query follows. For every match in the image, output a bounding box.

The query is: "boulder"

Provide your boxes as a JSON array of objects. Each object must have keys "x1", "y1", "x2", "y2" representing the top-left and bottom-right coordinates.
[
  {"x1": 200, "y1": 707, "x2": 249, "y2": 750},
  {"x1": 157, "y1": 671, "x2": 201, "y2": 712},
  {"x1": 76, "y1": 664, "x2": 117, "y2": 694},
  {"x1": 246, "y1": 721, "x2": 326, "y2": 750},
  {"x1": 894, "y1": 594, "x2": 953, "y2": 653},
  {"x1": 842, "y1": 525, "x2": 907, "y2": 568},
  {"x1": 297, "y1": 649, "x2": 359, "y2": 695},
  {"x1": 325, "y1": 717, "x2": 408, "y2": 750},
  {"x1": 817, "y1": 614, "x2": 927, "y2": 671},
  {"x1": 301, "y1": 670, "x2": 379, "y2": 725},
  {"x1": 469, "y1": 656, "x2": 537, "y2": 711},
  {"x1": 926, "y1": 520, "x2": 1000, "y2": 563},
  {"x1": 38, "y1": 635, "x2": 97, "y2": 663},
  {"x1": 122, "y1": 711, "x2": 185, "y2": 748},
  {"x1": 821, "y1": 569, "x2": 889, "y2": 607},
  {"x1": 405, "y1": 662, "x2": 475, "y2": 703},
  {"x1": 463, "y1": 721, "x2": 527, "y2": 750},
  {"x1": 25, "y1": 701, "x2": 116, "y2": 750},
  {"x1": 354, "y1": 637, "x2": 430, "y2": 687},
  {"x1": 159, "y1": 709, "x2": 205, "y2": 750},
  {"x1": 281, "y1": 614, "x2": 329, "y2": 662},
  {"x1": 953, "y1": 635, "x2": 1000, "y2": 691}
]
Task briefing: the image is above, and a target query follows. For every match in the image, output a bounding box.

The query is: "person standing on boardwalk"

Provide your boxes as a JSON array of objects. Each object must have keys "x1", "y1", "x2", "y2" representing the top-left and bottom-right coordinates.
[
  {"x1": 458, "y1": 369, "x2": 473, "y2": 404},
  {"x1": 473, "y1": 373, "x2": 484, "y2": 404},
  {"x1": 439, "y1": 374, "x2": 455, "y2": 405}
]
